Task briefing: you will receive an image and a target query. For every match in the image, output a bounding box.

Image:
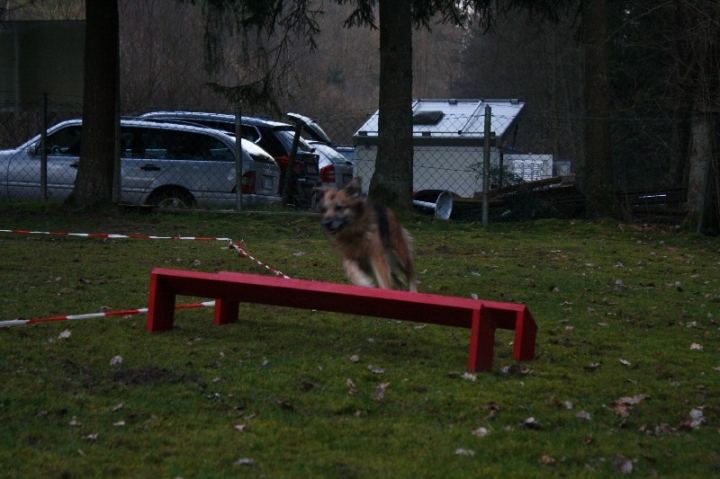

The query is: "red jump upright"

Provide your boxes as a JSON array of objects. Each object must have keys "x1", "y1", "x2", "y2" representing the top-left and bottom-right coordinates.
[{"x1": 146, "y1": 268, "x2": 537, "y2": 372}]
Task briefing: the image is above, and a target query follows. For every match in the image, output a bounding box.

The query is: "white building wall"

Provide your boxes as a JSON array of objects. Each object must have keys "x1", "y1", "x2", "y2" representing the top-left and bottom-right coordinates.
[{"x1": 354, "y1": 145, "x2": 502, "y2": 198}]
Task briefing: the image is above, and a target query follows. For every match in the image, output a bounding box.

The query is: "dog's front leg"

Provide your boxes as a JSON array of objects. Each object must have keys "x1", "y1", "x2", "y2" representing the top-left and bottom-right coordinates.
[{"x1": 343, "y1": 259, "x2": 375, "y2": 287}]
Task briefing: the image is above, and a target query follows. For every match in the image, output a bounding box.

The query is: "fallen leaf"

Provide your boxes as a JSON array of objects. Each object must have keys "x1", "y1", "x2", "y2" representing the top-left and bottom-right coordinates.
[
  {"x1": 523, "y1": 417, "x2": 541, "y2": 429},
  {"x1": 58, "y1": 329, "x2": 71, "y2": 340},
  {"x1": 109, "y1": 355, "x2": 123, "y2": 366},
  {"x1": 690, "y1": 343, "x2": 703, "y2": 351},
  {"x1": 455, "y1": 448, "x2": 476, "y2": 456},
  {"x1": 619, "y1": 359, "x2": 631, "y2": 366},
  {"x1": 234, "y1": 424, "x2": 246, "y2": 432},
  {"x1": 471, "y1": 427, "x2": 490, "y2": 437},
  {"x1": 373, "y1": 382, "x2": 390, "y2": 402},
  {"x1": 82, "y1": 433, "x2": 99, "y2": 441},
  {"x1": 275, "y1": 399, "x2": 294, "y2": 411},
  {"x1": 367, "y1": 365, "x2": 385, "y2": 374},
  {"x1": 349, "y1": 355, "x2": 360, "y2": 363},
  {"x1": 611, "y1": 394, "x2": 651, "y2": 417},
  {"x1": 680, "y1": 408, "x2": 705, "y2": 430},
  {"x1": 462, "y1": 373, "x2": 477, "y2": 382},
  {"x1": 234, "y1": 458, "x2": 256, "y2": 466},
  {"x1": 113, "y1": 421, "x2": 125, "y2": 427},
  {"x1": 584, "y1": 362, "x2": 601, "y2": 371},
  {"x1": 612, "y1": 453, "x2": 633, "y2": 474},
  {"x1": 346, "y1": 379, "x2": 359, "y2": 396},
  {"x1": 539, "y1": 454, "x2": 557, "y2": 465},
  {"x1": 616, "y1": 394, "x2": 651, "y2": 405},
  {"x1": 576, "y1": 411, "x2": 592, "y2": 421}
]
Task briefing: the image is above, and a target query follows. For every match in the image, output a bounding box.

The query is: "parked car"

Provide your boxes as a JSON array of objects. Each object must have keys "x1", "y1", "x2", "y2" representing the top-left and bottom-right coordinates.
[
  {"x1": 286, "y1": 112, "x2": 355, "y2": 185},
  {"x1": 137, "y1": 111, "x2": 321, "y2": 207},
  {"x1": 307, "y1": 140, "x2": 354, "y2": 190},
  {"x1": 286, "y1": 112, "x2": 333, "y2": 144},
  {"x1": 0, "y1": 118, "x2": 281, "y2": 208}
]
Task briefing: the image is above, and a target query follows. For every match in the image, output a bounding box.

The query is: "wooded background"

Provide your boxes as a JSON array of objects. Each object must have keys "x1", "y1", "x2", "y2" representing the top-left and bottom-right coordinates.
[{"x1": 2, "y1": 0, "x2": 718, "y2": 229}]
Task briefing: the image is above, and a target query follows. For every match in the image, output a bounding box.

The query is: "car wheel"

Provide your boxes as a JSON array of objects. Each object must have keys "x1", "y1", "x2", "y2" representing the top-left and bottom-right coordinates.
[{"x1": 147, "y1": 187, "x2": 195, "y2": 209}]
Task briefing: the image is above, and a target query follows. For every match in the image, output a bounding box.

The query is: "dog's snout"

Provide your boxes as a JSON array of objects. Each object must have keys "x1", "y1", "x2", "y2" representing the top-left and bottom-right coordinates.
[{"x1": 322, "y1": 216, "x2": 345, "y2": 234}]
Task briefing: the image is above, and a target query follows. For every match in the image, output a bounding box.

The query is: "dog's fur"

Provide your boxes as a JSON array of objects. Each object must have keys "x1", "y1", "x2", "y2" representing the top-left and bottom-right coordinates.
[{"x1": 316, "y1": 177, "x2": 417, "y2": 292}]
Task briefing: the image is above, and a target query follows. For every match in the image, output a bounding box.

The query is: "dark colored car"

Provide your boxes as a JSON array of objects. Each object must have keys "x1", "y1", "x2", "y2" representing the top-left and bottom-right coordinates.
[{"x1": 138, "y1": 111, "x2": 321, "y2": 207}]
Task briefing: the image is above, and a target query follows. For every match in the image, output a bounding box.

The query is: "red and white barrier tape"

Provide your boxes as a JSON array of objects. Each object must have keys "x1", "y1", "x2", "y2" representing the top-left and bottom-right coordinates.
[
  {"x1": 0, "y1": 229, "x2": 232, "y2": 242},
  {"x1": 1, "y1": 227, "x2": 291, "y2": 327},
  {"x1": 230, "y1": 240, "x2": 290, "y2": 279},
  {"x1": 0, "y1": 228, "x2": 288, "y2": 277},
  {"x1": 0, "y1": 301, "x2": 216, "y2": 328}
]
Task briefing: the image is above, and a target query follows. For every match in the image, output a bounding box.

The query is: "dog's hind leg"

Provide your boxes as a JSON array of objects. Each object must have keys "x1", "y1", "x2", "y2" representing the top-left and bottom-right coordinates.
[
  {"x1": 343, "y1": 259, "x2": 375, "y2": 287},
  {"x1": 370, "y1": 255, "x2": 394, "y2": 290}
]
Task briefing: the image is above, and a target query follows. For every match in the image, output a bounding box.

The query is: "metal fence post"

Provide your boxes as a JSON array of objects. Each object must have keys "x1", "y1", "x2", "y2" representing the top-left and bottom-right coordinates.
[
  {"x1": 482, "y1": 105, "x2": 491, "y2": 226},
  {"x1": 40, "y1": 93, "x2": 48, "y2": 200},
  {"x1": 113, "y1": 91, "x2": 121, "y2": 204},
  {"x1": 235, "y1": 105, "x2": 243, "y2": 212}
]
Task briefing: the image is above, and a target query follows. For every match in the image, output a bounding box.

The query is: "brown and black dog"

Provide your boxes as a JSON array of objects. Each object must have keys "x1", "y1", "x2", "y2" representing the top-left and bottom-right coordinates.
[{"x1": 315, "y1": 177, "x2": 417, "y2": 292}]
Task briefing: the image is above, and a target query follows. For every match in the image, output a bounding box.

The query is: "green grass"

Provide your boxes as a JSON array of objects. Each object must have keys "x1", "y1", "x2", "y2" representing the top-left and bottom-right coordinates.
[{"x1": 1, "y1": 202, "x2": 718, "y2": 478}]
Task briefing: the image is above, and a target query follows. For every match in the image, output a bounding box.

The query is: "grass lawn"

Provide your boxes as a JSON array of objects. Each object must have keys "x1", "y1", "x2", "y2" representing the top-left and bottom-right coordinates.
[{"x1": 0, "y1": 202, "x2": 718, "y2": 478}]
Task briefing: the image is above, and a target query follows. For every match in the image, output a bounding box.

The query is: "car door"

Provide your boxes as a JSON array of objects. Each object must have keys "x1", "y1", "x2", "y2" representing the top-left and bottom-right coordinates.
[
  {"x1": 6, "y1": 124, "x2": 82, "y2": 200},
  {"x1": 119, "y1": 125, "x2": 239, "y2": 205},
  {"x1": 117, "y1": 126, "x2": 166, "y2": 202}
]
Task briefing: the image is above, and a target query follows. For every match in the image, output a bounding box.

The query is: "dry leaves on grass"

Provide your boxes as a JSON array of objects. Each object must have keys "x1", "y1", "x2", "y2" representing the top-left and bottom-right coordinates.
[
  {"x1": 610, "y1": 394, "x2": 651, "y2": 417},
  {"x1": 679, "y1": 408, "x2": 705, "y2": 430},
  {"x1": 346, "y1": 379, "x2": 359, "y2": 396}
]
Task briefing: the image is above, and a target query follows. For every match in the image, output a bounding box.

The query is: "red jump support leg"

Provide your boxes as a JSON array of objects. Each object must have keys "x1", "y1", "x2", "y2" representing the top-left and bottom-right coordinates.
[
  {"x1": 513, "y1": 307, "x2": 537, "y2": 362},
  {"x1": 214, "y1": 299, "x2": 239, "y2": 326},
  {"x1": 146, "y1": 271, "x2": 178, "y2": 332},
  {"x1": 467, "y1": 304, "x2": 538, "y2": 372},
  {"x1": 468, "y1": 305, "x2": 496, "y2": 372}
]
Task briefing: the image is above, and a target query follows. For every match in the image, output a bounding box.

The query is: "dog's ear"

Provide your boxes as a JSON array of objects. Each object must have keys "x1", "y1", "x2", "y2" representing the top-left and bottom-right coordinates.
[{"x1": 345, "y1": 177, "x2": 362, "y2": 198}]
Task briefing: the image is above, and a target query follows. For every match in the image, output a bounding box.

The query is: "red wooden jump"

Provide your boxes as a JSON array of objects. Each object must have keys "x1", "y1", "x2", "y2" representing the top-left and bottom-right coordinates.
[{"x1": 146, "y1": 267, "x2": 537, "y2": 372}]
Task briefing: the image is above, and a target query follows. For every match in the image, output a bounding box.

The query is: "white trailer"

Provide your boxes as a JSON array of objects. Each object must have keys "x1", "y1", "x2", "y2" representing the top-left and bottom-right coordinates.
[{"x1": 353, "y1": 98, "x2": 525, "y2": 198}]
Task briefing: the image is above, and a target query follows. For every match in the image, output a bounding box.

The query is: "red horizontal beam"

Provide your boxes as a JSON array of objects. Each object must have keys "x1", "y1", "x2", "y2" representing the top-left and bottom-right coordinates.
[{"x1": 146, "y1": 268, "x2": 536, "y2": 372}]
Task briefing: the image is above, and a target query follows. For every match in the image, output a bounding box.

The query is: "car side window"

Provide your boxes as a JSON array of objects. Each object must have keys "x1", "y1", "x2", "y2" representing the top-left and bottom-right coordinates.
[
  {"x1": 135, "y1": 128, "x2": 233, "y2": 161},
  {"x1": 44, "y1": 125, "x2": 82, "y2": 156},
  {"x1": 254, "y1": 128, "x2": 287, "y2": 157},
  {"x1": 241, "y1": 125, "x2": 261, "y2": 143},
  {"x1": 120, "y1": 128, "x2": 145, "y2": 158}
]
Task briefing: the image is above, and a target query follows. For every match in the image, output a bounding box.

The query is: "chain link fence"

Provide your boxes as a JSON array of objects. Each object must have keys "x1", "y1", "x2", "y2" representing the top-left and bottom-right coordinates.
[{"x1": 3, "y1": 96, "x2": 696, "y2": 223}]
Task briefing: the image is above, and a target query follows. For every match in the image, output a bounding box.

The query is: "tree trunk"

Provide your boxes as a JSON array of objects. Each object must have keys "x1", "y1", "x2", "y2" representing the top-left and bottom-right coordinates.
[
  {"x1": 369, "y1": 0, "x2": 413, "y2": 209},
  {"x1": 582, "y1": 0, "x2": 615, "y2": 217},
  {"x1": 687, "y1": 108, "x2": 712, "y2": 215},
  {"x1": 65, "y1": 0, "x2": 119, "y2": 209}
]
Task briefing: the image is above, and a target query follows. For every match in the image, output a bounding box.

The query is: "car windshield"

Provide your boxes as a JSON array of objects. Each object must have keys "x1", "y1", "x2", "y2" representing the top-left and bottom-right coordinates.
[
  {"x1": 241, "y1": 139, "x2": 277, "y2": 164},
  {"x1": 312, "y1": 144, "x2": 349, "y2": 164},
  {"x1": 273, "y1": 127, "x2": 314, "y2": 153}
]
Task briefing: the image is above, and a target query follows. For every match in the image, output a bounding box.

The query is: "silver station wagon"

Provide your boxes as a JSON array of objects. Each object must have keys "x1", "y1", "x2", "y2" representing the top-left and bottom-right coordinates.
[{"x1": 0, "y1": 119, "x2": 281, "y2": 208}]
